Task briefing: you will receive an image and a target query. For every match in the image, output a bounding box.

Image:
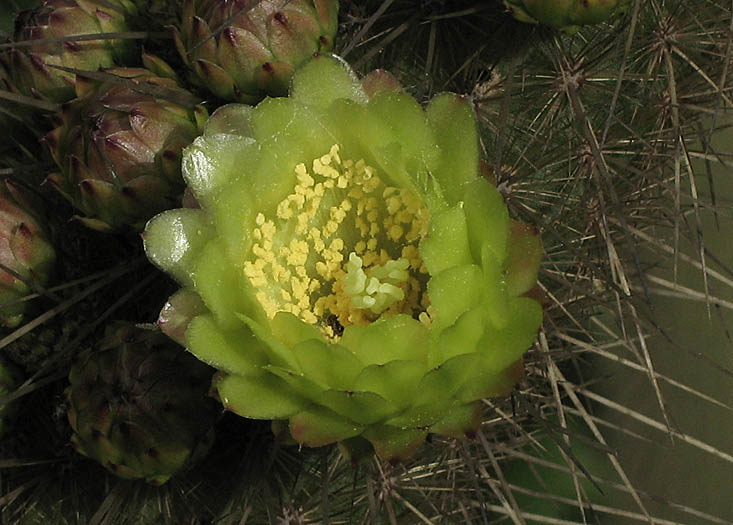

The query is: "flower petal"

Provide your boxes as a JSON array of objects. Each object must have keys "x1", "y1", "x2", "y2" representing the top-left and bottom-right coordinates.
[
  {"x1": 426, "y1": 93, "x2": 480, "y2": 204},
  {"x1": 289, "y1": 54, "x2": 367, "y2": 108},
  {"x1": 216, "y1": 372, "x2": 307, "y2": 419},
  {"x1": 340, "y1": 315, "x2": 429, "y2": 366},
  {"x1": 143, "y1": 208, "x2": 213, "y2": 287},
  {"x1": 186, "y1": 314, "x2": 266, "y2": 376},
  {"x1": 353, "y1": 360, "x2": 426, "y2": 409},
  {"x1": 292, "y1": 338, "x2": 364, "y2": 390},
  {"x1": 462, "y1": 178, "x2": 510, "y2": 265},
  {"x1": 290, "y1": 406, "x2": 364, "y2": 447},
  {"x1": 317, "y1": 390, "x2": 395, "y2": 425},
  {"x1": 420, "y1": 203, "x2": 473, "y2": 275}
]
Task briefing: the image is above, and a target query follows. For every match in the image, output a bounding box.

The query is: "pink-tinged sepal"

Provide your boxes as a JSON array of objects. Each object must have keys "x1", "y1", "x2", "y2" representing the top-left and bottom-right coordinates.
[
  {"x1": 157, "y1": 289, "x2": 208, "y2": 346},
  {"x1": 504, "y1": 221, "x2": 543, "y2": 297}
]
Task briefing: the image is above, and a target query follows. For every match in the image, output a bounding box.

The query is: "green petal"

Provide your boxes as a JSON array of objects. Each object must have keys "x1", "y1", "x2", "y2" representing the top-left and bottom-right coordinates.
[
  {"x1": 204, "y1": 104, "x2": 255, "y2": 137},
  {"x1": 324, "y1": 99, "x2": 416, "y2": 194},
  {"x1": 246, "y1": 107, "x2": 336, "y2": 217},
  {"x1": 292, "y1": 338, "x2": 364, "y2": 390},
  {"x1": 420, "y1": 204, "x2": 473, "y2": 276},
  {"x1": 456, "y1": 360, "x2": 524, "y2": 402},
  {"x1": 505, "y1": 221, "x2": 543, "y2": 297},
  {"x1": 235, "y1": 313, "x2": 301, "y2": 372},
  {"x1": 434, "y1": 306, "x2": 486, "y2": 364},
  {"x1": 289, "y1": 54, "x2": 367, "y2": 108},
  {"x1": 430, "y1": 402, "x2": 482, "y2": 438},
  {"x1": 194, "y1": 239, "x2": 259, "y2": 330},
  {"x1": 340, "y1": 315, "x2": 429, "y2": 366},
  {"x1": 270, "y1": 312, "x2": 325, "y2": 346},
  {"x1": 425, "y1": 93, "x2": 479, "y2": 204},
  {"x1": 265, "y1": 365, "x2": 325, "y2": 401},
  {"x1": 418, "y1": 353, "x2": 484, "y2": 405},
  {"x1": 209, "y1": 175, "x2": 256, "y2": 264},
  {"x1": 353, "y1": 360, "x2": 426, "y2": 409},
  {"x1": 186, "y1": 314, "x2": 266, "y2": 376},
  {"x1": 462, "y1": 178, "x2": 510, "y2": 265},
  {"x1": 216, "y1": 372, "x2": 307, "y2": 419},
  {"x1": 317, "y1": 390, "x2": 395, "y2": 425},
  {"x1": 384, "y1": 401, "x2": 454, "y2": 429},
  {"x1": 290, "y1": 406, "x2": 364, "y2": 447},
  {"x1": 480, "y1": 244, "x2": 510, "y2": 329},
  {"x1": 479, "y1": 296, "x2": 543, "y2": 372},
  {"x1": 366, "y1": 91, "x2": 438, "y2": 178},
  {"x1": 143, "y1": 209, "x2": 213, "y2": 287},
  {"x1": 182, "y1": 133, "x2": 258, "y2": 207},
  {"x1": 427, "y1": 264, "x2": 483, "y2": 335},
  {"x1": 362, "y1": 424, "x2": 428, "y2": 462}
]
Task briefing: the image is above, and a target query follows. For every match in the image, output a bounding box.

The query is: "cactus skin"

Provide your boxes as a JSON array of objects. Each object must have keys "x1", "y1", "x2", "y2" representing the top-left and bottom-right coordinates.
[
  {"x1": 0, "y1": 180, "x2": 56, "y2": 329},
  {"x1": 65, "y1": 322, "x2": 219, "y2": 485},
  {"x1": 172, "y1": 0, "x2": 339, "y2": 103}
]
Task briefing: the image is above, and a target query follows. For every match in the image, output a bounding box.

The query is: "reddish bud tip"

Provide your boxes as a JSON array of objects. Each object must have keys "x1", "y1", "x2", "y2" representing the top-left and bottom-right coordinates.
[
  {"x1": 223, "y1": 27, "x2": 236, "y2": 44},
  {"x1": 273, "y1": 12, "x2": 287, "y2": 26},
  {"x1": 80, "y1": 180, "x2": 95, "y2": 195},
  {"x1": 162, "y1": 150, "x2": 178, "y2": 162},
  {"x1": 17, "y1": 223, "x2": 32, "y2": 239}
]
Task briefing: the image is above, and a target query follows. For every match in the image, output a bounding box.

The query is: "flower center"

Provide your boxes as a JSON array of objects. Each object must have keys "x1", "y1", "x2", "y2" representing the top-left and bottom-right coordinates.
[{"x1": 243, "y1": 144, "x2": 431, "y2": 339}]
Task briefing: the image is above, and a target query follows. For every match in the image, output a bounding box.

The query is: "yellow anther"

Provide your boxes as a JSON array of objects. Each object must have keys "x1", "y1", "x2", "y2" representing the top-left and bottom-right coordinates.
[
  {"x1": 355, "y1": 241, "x2": 366, "y2": 254},
  {"x1": 324, "y1": 220, "x2": 339, "y2": 237},
  {"x1": 256, "y1": 213, "x2": 265, "y2": 226},
  {"x1": 387, "y1": 196, "x2": 402, "y2": 215},
  {"x1": 383, "y1": 187, "x2": 398, "y2": 198},
  {"x1": 367, "y1": 238, "x2": 377, "y2": 251},
  {"x1": 329, "y1": 238, "x2": 344, "y2": 252},
  {"x1": 369, "y1": 222, "x2": 380, "y2": 237},
  {"x1": 261, "y1": 221, "x2": 275, "y2": 239},
  {"x1": 253, "y1": 228, "x2": 262, "y2": 241},
  {"x1": 396, "y1": 209, "x2": 413, "y2": 224},
  {"x1": 348, "y1": 187, "x2": 364, "y2": 200},
  {"x1": 329, "y1": 144, "x2": 341, "y2": 164},
  {"x1": 418, "y1": 311, "x2": 431, "y2": 326},
  {"x1": 337, "y1": 175, "x2": 348, "y2": 188},
  {"x1": 388, "y1": 224, "x2": 403, "y2": 241}
]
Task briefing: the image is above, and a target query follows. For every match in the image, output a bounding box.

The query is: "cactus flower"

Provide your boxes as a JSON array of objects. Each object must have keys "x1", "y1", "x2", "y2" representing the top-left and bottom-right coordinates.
[
  {"x1": 143, "y1": 55, "x2": 543, "y2": 461},
  {"x1": 504, "y1": 0, "x2": 630, "y2": 32}
]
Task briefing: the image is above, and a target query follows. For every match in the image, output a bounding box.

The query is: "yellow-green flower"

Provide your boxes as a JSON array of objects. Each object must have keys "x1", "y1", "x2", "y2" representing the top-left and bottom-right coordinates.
[{"x1": 143, "y1": 55, "x2": 543, "y2": 461}]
